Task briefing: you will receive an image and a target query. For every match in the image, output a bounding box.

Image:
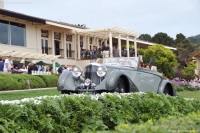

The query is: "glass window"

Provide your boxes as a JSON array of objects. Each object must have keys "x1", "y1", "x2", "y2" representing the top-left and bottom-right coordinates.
[
  {"x1": 10, "y1": 22, "x2": 26, "y2": 46},
  {"x1": 0, "y1": 20, "x2": 9, "y2": 44}
]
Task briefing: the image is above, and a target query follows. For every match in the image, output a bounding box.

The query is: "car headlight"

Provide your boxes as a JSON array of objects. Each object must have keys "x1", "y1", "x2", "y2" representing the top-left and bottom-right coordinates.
[
  {"x1": 72, "y1": 66, "x2": 82, "y2": 77},
  {"x1": 96, "y1": 66, "x2": 107, "y2": 77}
]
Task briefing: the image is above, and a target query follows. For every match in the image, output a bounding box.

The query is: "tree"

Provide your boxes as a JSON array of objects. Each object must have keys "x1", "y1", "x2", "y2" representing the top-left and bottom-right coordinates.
[
  {"x1": 175, "y1": 33, "x2": 187, "y2": 44},
  {"x1": 152, "y1": 32, "x2": 175, "y2": 46},
  {"x1": 142, "y1": 44, "x2": 178, "y2": 78},
  {"x1": 181, "y1": 61, "x2": 196, "y2": 80},
  {"x1": 138, "y1": 34, "x2": 152, "y2": 42}
]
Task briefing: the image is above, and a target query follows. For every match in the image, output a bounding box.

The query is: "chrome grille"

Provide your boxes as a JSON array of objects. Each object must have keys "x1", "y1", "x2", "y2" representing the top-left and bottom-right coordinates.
[{"x1": 85, "y1": 65, "x2": 100, "y2": 85}]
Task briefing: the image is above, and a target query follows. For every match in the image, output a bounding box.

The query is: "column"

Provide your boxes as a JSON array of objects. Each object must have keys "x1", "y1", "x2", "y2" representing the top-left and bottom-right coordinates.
[
  {"x1": 134, "y1": 37, "x2": 137, "y2": 57},
  {"x1": 109, "y1": 32, "x2": 113, "y2": 57},
  {"x1": 96, "y1": 37, "x2": 99, "y2": 48},
  {"x1": 126, "y1": 36, "x2": 129, "y2": 57},
  {"x1": 118, "y1": 34, "x2": 121, "y2": 57},
  {"x1": 74, "y1": 34, "x2": 77, "y2": 60},
  {"x1": 63, "y1": 32, "x2": 67, "y2": 59},
  {"x1": 52, "y1": 60, "x2": 56, "y2": 73},
  {"x1": 87, "y1": 36, "x2": 90, "y2": 50},
  {"x1": 105, "y1": 39, "x2": 108, "y2": 47},
  {"x1": 77, "y1": 34, "x2": 81, "y2": 59},
  {"x1": 51, "y1": 30, "x2": 55, "y2": 55}
]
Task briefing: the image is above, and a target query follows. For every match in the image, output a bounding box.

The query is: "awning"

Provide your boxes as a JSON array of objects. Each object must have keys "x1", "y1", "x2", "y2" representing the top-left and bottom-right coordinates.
[
  {"x1": 0, "y1": 49, "x2": 61, "y2": 60},
  {"x1": 77, "y1": 27, "x2": 140, "y2": 39}
]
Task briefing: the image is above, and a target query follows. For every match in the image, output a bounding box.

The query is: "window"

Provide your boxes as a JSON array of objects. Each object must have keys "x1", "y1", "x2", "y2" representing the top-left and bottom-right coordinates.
[
  {"x1": 41, "y1": 39, "x2": 48, "y2": 54},
  {"x1": 0, "y1": 20, "x2": 9, "y2": 44},
  {"x1": 41, "y1": 29, "x2": 49, "y2": 38},
  {"x1": 10, "y1": 22, "x2": 26, "y2": 46},
  {"x1": 0, "y1": 20, "x2": 26, "y2": 46},
  {"x1": 54, "y1": 32, "x2": 61, "y2": 40},
  {"x1": 90, "y1": 38, "x2": 93, "y2": 44},
  {"x1": 66, "y1": 35, "x2": 72, "y2": 42}
]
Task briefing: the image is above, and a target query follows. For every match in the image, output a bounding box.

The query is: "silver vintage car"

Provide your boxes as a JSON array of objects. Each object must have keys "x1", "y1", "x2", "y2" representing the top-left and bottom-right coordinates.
[{"x1": 57, "y1": 57, "x2": 176, "y2": 96}]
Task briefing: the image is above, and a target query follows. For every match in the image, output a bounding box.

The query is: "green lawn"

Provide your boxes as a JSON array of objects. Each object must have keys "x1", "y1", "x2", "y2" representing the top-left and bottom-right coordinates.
[
  {"x1": 177, "y1": 91, "x2": 200, "y2": 100},
  {"x1": 0, "y1": 89, "x2": 60, "y2": 100},
  {"x1": 0, "y1": 89, "x2": 199, "y2": 100}
]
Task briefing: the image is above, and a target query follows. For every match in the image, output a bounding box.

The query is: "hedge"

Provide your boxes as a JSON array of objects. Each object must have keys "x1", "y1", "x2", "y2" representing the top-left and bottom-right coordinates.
[
  {"x1": 174, "y1": 84, "x2": 200, "y2": 92},
  {"x1": 112, "y1": 112, "x2": 200, "y2": 133},
  {"x1": 0, "y1": 93, "x2": 199, "y2": 133},
  {"x1": 0, "y1": 74, "x2": 59, "y2": 90}
]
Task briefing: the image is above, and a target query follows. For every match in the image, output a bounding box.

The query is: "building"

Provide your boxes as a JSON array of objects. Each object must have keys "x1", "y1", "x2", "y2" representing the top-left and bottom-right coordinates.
[
  {"x1": 0, "y1": 1, "x2": 177, "y2": 72},
  {"x1": 190, "y1": 51, "x2": 200, "y2": 75}
]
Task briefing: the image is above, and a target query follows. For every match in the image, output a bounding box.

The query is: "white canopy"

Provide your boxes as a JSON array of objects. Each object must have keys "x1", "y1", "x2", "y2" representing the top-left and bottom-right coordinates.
[
  {"x1": 0, "y1": 49, "x2": 60, "y2": 60},
  {"x1": 77, "y1": 27, "x2": 140, "y2": 39}
]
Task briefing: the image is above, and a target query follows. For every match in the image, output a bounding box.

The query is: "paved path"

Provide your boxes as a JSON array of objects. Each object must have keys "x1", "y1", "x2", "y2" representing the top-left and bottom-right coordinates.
[{"x1": 0, "y1": 87, "x2": 56, "y2": 93}]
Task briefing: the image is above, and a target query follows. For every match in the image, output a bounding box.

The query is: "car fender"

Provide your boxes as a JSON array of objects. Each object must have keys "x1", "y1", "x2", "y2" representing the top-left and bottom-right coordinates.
[
  {"x1": 157, "y1": 80, "x2": 176, "y2": 96},
  {"x1": 57, "y1": 71, "x2": 84, "y2": 91},
  {"x1": 105, "y1": 70, "x2": 130, "y2": 91},
  {"x1": 57, "y1": 71, "x2": 71, "y2": 91}
]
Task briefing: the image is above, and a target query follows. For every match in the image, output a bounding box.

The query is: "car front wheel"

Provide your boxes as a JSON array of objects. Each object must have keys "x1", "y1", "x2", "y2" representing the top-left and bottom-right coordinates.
[
  {"x1": 61, "y1": 90, "x2": 69, "y2": 94},
  {"x1": 113, "y1": 78, "x2": 126, "y2": 93}
]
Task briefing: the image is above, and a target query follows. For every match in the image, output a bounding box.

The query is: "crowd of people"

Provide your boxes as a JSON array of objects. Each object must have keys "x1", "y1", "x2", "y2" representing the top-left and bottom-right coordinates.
[
  {"x1": 57, "y1": 65, "x2": 75, "y2": 74},
  {"x1": 170, "y1": 76, "x2": 200, "y2": 88},
  {"x1": 0, "y1": 55, "x2": 52, "y2": 74}
]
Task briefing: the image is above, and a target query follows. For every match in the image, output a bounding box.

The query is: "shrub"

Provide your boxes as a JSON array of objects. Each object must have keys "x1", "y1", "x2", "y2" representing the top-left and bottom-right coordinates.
[
  {"x1": 0, "y1": 93, "x2": 199, "y2": 132},
  {"x1": 0, "y1": 74, "x2": 58, "y2": 90},
  {"x1": 174, "y1": 84, "x2": 199, "y2": 92},
  {"x1": 113, "y1": 112, "x2": 200, "y2": 133}
]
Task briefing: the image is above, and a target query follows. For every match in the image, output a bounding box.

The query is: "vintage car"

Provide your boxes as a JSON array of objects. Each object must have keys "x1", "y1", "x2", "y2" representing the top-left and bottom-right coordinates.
[{"x1": 57, "y1": 57, "x2": 176, "y2": 96}]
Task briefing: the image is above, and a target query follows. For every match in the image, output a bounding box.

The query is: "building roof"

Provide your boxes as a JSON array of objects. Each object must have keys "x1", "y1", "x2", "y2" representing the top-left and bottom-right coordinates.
[{"x1": 0, "y1": 8, "x2": 86, "y2": 29}]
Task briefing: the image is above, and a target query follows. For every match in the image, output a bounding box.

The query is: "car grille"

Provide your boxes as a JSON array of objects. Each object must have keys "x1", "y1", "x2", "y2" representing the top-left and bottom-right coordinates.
[{"x1": 85, "y1": 65, "x2": 100, "y2": 85}]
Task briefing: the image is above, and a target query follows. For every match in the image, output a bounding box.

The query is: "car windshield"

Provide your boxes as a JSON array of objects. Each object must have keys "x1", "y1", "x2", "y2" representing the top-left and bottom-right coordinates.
[{"x1": 102, "y1": 57, "x2": 139, "y2": 68}]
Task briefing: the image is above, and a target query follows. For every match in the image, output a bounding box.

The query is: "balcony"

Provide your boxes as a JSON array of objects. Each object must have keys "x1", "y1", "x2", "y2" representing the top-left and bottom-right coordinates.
[
  {"x1": 42, "y1": 47, "x2": 52, "y2": 55},
  {"x1": 67, "y1": 50, "x2": 75, "y2": 59},
  {"x1": 55, "y1": 48, "x2": 64, "y2": 58}
]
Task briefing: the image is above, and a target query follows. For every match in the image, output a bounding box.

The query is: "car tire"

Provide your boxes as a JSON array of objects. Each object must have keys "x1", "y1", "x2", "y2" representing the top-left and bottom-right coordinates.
[
  {"x1": 61, "y1": 90, "x2": 69, "y2": 94},
  {"x1": 163, "y1": 86, "x2": 172, "y2": 96},
  {"x1": 113, "y1": 78, "x2": 126, "y2": 93}
]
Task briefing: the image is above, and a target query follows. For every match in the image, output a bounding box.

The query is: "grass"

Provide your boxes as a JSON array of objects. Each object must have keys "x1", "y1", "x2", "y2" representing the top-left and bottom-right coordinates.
[
  {"x1": 0, "y1": 88, "x2": 60, "y2": 100},
  {"x1": 0, "y1": 89, "x2": 199, "y2": 100},
  {"x1": 177, "y1": 90, "x2": 200, "y2": 100}
]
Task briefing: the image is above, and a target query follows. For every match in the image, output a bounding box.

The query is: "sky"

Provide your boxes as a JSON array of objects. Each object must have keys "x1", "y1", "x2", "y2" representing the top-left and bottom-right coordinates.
[{"x1": 3, "y1": 0, "x2": 200, "y2": 38}]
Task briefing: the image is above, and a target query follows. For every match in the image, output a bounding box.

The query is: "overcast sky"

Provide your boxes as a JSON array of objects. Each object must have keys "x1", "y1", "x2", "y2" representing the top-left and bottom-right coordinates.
[{"x1": 4, "y1": 0, "x2": 200, "y2": 38}]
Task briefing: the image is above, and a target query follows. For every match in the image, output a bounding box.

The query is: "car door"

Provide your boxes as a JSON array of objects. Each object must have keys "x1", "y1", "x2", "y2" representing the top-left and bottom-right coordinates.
[{"x1": 134, "y1": 70, "x2": 161, "y2": 93}]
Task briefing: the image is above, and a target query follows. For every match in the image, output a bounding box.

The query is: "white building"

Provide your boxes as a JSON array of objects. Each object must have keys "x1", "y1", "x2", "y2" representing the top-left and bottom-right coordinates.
[{"x1": 0, "y1": 1, "x2": 176, "y2": 72}]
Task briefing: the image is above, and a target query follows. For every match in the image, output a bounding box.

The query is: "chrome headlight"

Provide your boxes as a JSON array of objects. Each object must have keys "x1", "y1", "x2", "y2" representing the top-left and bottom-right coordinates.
[
  {"x1": 96, "y1": 66, "x2": 107, "y2": 77},
  {"x1": 72, "y1": 66, "x2": 82, "y2": 77}
]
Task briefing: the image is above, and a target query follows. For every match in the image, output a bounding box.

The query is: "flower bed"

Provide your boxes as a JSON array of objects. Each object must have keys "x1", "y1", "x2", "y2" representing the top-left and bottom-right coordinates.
[
  {"x1": 0, "y1": 74, "x2": 59, "y2": 90},
  {"x1": 0, "y1": 92, "x2": 199, "y2": 132}
]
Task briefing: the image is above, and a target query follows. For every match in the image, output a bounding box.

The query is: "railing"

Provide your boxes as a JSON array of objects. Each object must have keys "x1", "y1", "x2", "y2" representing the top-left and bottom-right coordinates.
[
  {"x1": 55, "y1": 48, "x2": 64, "y2": 58},
  {"x1": 67, "y1": 50, "x2": 75, "y2": 59},
  {"x1": 42, "y1": 47, "x2": 52, "y2": 55}
]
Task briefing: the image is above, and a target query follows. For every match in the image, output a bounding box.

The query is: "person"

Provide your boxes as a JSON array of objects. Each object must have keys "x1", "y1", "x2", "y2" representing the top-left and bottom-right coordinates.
[
  {"x1": 144, "y1": 64, "x2": 151, "y2": 70},
  {"x1": 0, "y1": 57, "x2": 4, "y2": 72},
  {"x1": 62, "y1": 66, "x2": 68, "y2": 74},
  {"x1": 46, "y1": 66, "x2": 51, "y2": 72},
  {"x1": 57, "y1": 65, "x2": 63, "y2": 74},
  {"x1": 3, "y1": 55, "x2": 13, "y2": 72},
  {"x1": 28, "y1": 61, "x2": 38, "y2": 74},
  {"x1": 19, "y1": 64, "x2": 28, "y2": 74},
  {"x1": 40, "y1": 65, "x2": 45, "y2": 72},
  {"x1": 17, "y1": 59, "x2": 25, "y2": 69}
]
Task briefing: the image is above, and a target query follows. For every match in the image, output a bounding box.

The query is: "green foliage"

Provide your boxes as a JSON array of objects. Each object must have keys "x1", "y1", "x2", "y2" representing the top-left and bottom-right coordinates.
[
  {"x1": 142, "y1": 44, "x2": 178, "y2": 77},
  {"x1": 174, "y1": 85, "x2": 200, "y2": 92},
  {"x1": 0, "y1": 93, "x2": 200, "y2": 132},
  {"x1": 138, "y1": 34, "x2": 152, "y2": 42},
  {"x1": 187, "y1": 34, "x2": 200, "y2": 44},
  {"x1": 0, "y1": 74, "x2": 59, "y2": 90},
  {"x1": 152, "y1": 32, "x2": 175, "y2": 46},
  {"x1": 181, "y1": 62, "x2": 196, "y2": 80},
  {"x1": 113, "y1": 112, "x2": 200, "y2": 133}
]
